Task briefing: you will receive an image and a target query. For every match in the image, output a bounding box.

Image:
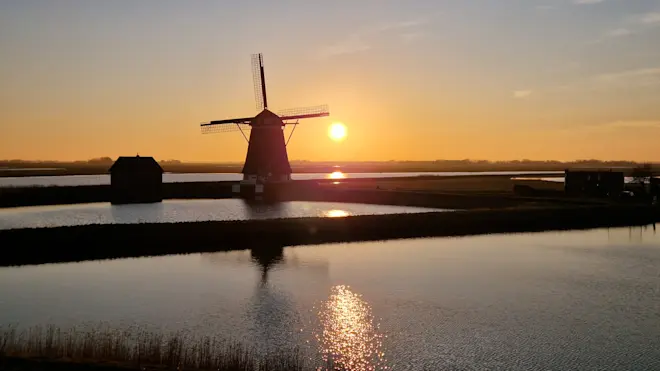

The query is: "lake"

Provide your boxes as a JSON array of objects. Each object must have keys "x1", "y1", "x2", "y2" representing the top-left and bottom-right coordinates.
[
  {"x1": 1, "y1": 225, "x2": 659, "y2": 370},
  {"x1": 0, "y1": 199, "x2": 447, "y2": 230},
  {"x1": 0, "y1": 171, "x2": 562, "y2": 188}
]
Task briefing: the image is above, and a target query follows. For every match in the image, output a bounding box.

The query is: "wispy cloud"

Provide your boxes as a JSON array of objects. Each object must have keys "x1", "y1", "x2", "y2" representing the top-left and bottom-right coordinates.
[
  {"x1": 606, "y1": 28, "x2": 634, "y2": 37},
  {"x1": 317, "y1": 34, "x2": 371, "y2": 58},
  {"x1": 574, "y1": 0, "x2": 605, "y2": 4},
  {"x1": 597, "y1": 11, "x2": 660, "y2": 43},
  {"x1": 374, "y1": 19, "x2": 428, "y2": 33},
  {"x1": 573, "y1": 120, "x2": 660, "y2": 133},
  {"x1": 640, "y1": 12, "x2": 660, "y2": 25},
  {"x1": 545, "y1": 66, "x2": 660, "y2": 96},
  {"x1": 513, "y1": 90, "x2": 533, "y2": 99},
  {"x1": 536, "y1": 5, "x2": 555, "y2": 11},
  {"x1": 595, "y1": 67, "x2": 660, "y2": 85},
  {"x1": 400, "y1": 32, "x2": 425, "y2": 43},
  {"x1": 605, "y1": 120, "x2": 660, "y2": 129},
  {"x1": 317, "y1": 16, "x2": 433, "y2": 59}
]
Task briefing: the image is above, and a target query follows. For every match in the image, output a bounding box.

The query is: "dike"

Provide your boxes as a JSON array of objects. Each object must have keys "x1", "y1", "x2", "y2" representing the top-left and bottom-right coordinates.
[{"x1": 0, "y1": 205, "x2": 657, "y2": 267}]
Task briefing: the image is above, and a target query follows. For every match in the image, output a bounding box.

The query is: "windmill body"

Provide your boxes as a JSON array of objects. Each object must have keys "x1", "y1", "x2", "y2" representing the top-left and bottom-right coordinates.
[
  {"x1": 201, "y1": 54, "x2": 329, "y2": 193},
  {"x1": 242, "y1": 109, "x2": 291, "y2": 182}
]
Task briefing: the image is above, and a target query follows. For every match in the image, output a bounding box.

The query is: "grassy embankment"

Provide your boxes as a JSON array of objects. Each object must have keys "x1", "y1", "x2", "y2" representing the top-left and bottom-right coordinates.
[
  {"x1": 0, "y1": 325, "x2": 326, "y2": 371},
  {"x1": 0, "y1": 182, "x2": 235, "y2": 208},
  {"x1": 1, "y1": 204, "x2": 657, "y2": 267},
  {"x1": 0, "y1": 175, "x2": 573, "y2": 209}
]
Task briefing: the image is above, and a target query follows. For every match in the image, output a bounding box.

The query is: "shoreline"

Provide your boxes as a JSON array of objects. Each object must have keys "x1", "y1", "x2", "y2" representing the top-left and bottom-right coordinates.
[
  {"x1": 0, "y1": 177, "x2": 571, "y2": 209},
  {"x1": 1, "y1": 205, "x2": 657, "y2": 267}
]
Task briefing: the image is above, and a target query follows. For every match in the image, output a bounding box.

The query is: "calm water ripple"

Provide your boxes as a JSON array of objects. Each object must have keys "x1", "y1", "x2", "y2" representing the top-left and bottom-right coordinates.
[
  {"x1": 0, "y1": 199, "x2": 447, "y2": 230},
  {"x1": 1, "y1": 225, "x2": 659, "y2": 370}
]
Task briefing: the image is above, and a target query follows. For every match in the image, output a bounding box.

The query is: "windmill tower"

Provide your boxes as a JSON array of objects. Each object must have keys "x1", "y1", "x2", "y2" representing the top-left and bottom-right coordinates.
[{"x1": 201, "y1": 54, "x2": 329, "y2": 194}]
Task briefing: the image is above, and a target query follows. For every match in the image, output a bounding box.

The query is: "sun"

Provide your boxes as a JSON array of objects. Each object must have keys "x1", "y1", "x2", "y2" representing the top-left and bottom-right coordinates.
[{"x1": 328, "y1": 123, "x2": 347, "y2": 141}]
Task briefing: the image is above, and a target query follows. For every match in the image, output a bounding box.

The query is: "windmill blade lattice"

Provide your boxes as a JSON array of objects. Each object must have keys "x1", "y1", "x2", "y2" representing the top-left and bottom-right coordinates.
[
  {"x1": 252, "y1": 53, "x2": 267, "y2": 111},
  {"x1": 278, "y1": 104, "x2": 330, "y2": 122},
  {"x1": 201, "y1": 123, "x2": 252, "y2": 134}
]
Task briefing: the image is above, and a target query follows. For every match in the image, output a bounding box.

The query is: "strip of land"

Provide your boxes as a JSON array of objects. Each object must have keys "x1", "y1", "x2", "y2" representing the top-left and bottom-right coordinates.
[
  {"x1": 0, "y1": 175, "x2": 571, "y2": 209},
  {"x1": 1, "y1": 205, "x2": 657, "y2": 267},
  {"x1": 1, "y1": 159, "x2": 630, "y2": 177}
]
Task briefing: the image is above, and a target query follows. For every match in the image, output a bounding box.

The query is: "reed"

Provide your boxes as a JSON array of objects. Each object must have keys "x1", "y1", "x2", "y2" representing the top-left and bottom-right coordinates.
[{"x1": 0, "y1": 325, "x2": 320, "y2": 370}]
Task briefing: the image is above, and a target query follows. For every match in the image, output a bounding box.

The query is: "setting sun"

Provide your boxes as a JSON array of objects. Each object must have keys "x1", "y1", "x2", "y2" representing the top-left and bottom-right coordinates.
[{"x1": 328, "y1": 123, "x2": 347, "y2": 142}]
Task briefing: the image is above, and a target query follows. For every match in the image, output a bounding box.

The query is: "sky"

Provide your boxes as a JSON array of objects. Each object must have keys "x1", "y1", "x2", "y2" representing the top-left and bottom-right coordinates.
[{"x1": 1, "y1": 0, "x2": 660, "y2": 162}]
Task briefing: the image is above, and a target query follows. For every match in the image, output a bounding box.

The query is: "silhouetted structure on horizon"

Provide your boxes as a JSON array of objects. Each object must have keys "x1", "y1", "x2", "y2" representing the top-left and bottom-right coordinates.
[
  {"x1": 109, "y1": 156, "x2": 163, "y2": 204},
  {"x1": 564, "y1": 168, "x2": 624, "y2": 197},
  {"x1": 200, "y1": 53, "x2": 329, "y2": 197},
  {"x1": 652, "y1": 177, "x2": 660, "y2": 204}
]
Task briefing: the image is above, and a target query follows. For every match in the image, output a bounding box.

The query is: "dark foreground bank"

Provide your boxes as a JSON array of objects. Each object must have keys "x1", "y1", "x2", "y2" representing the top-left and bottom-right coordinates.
[
  {"x1": 0, "y1": 325, "x2": 328, "y2": 371},
  {"x1": 1, "y1": 205, "x2": 658, "y2": 267}
]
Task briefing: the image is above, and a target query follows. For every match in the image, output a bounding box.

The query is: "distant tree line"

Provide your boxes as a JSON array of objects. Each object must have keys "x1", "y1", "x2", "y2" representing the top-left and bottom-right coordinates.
[{"x1": 1, "y1": 158, "x2": 656, "y2": 167}]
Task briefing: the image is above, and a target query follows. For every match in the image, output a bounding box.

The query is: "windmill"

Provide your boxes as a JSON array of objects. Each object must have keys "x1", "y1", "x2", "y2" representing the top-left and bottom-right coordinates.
[{"x1": 201, "y1": 53, "x2": 329, "y2": 191}]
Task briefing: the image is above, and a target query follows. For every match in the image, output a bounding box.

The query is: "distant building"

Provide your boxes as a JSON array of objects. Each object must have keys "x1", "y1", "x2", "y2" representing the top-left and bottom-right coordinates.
[
  {"x1": 564, "y1": 168, "x2": 624, "y2": 197},
  {"x1": 109, "y1": 156, "x2": 163, "y2": 204}
]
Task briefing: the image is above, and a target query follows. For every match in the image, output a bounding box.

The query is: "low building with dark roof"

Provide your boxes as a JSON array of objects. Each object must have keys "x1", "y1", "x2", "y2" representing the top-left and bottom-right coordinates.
[
  {"x1": 108, "y1": 156, "x2": 163, "y2": 204},
  {"x1": 564, "y1": 168, "x2": 624, "y2": 197}
]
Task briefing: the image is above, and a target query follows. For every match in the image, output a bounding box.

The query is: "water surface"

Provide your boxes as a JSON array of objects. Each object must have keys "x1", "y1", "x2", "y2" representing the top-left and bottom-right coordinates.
[
  {"x1": 1, "y1": 226, "x2": 659, "y2": 370},
  {"x1": 0, "y1": 199, "x2": 446, "y2": 230}
]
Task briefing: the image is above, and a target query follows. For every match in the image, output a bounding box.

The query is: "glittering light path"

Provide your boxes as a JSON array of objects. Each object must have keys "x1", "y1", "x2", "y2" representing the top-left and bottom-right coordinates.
[{"x1": 315, "y1": 285, "x2": 388, "y2": 371}]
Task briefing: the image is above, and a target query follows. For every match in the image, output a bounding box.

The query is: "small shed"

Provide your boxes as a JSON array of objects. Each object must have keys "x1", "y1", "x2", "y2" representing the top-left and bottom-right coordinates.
[
  {"x1": 109, "y1": 156, "x2": 163, "y2": 204},
  {"x1": 564, "y1": 168, "x2": 624, "y2": 197},
  {"x1": 651, "y1": 177, "x2": 660, "y2": 197}
]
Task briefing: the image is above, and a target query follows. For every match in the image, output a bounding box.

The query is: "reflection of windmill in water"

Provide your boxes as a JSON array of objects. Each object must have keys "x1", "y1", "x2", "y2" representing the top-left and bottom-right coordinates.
[
  {"x1": 241, "y1": 199, "x2": 289, "y2": 220},
  {"x1": 201, "y1": 53, "x2": 330, "y2": 196},
  {"x1": 202, "y1": 249, "x2": 329, "y2": 357},
  {"x1": 202, "y1": 247, "x2": 329, "y2": 285}
]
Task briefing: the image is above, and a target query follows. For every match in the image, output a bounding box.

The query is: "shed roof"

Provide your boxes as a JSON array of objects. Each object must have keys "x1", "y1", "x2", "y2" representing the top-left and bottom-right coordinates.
[{"x1": 109, "y1": 156, "x2": 163, "y2": 173}]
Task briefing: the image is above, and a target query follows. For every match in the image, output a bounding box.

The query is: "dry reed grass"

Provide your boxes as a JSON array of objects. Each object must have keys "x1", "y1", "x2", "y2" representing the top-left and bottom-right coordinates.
[{"x1": 0, "y1": 325, "x2": 322, "y2": 370}]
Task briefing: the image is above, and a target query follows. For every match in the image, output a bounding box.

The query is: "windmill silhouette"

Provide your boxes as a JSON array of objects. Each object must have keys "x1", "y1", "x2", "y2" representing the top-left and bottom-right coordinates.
[{"x1": 201, "y1": 54, "x2": 329, "y2": 194}]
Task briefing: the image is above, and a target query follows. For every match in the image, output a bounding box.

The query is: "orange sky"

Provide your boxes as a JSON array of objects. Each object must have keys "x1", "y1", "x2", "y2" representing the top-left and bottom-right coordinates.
[{"x1": 1, "y1": 1, "x2": 660, "y2": 162}]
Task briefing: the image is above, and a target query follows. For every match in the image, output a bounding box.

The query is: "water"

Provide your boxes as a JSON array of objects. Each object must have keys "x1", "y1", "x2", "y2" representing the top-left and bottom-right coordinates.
[
  {"x1": 1, "y1": 225, "x2": 659, "y2": 370},
  {"x1": 0, "y1": 199, "x2": 446, "y2": 230},
  {"x1": 0, "y1": 171, "x2": 562, "y2": 188}
]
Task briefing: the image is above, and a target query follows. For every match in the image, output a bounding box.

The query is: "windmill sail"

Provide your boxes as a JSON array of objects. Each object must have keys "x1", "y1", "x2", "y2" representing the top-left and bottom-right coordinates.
[
  {"x1": 199, "y1": 52, "x2": 330, "y2": 184},
  {"x1": 278, "y1": 104, "x2": 330, "y2": 121},
  {"x1": 200, "y1": 117, "x2": 253, "y2": 134},
  {"x1": 252, "y1": 53, "x2": 267, "y2": 111},
  {"x1": 200, "y1": 122, "x2": 252, "y2": 134}
]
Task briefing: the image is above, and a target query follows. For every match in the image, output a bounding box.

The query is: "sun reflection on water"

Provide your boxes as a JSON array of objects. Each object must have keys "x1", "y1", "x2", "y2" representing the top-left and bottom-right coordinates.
[
  {"x1": 315, "y1": 285, "x2": 388, "y2": 371},
  {"x1": 329, "y1": 171, "x2": 346, "y2": 180},
  {"x1": 324, "y1": 209, "x2": 350, "y2": 218}
]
